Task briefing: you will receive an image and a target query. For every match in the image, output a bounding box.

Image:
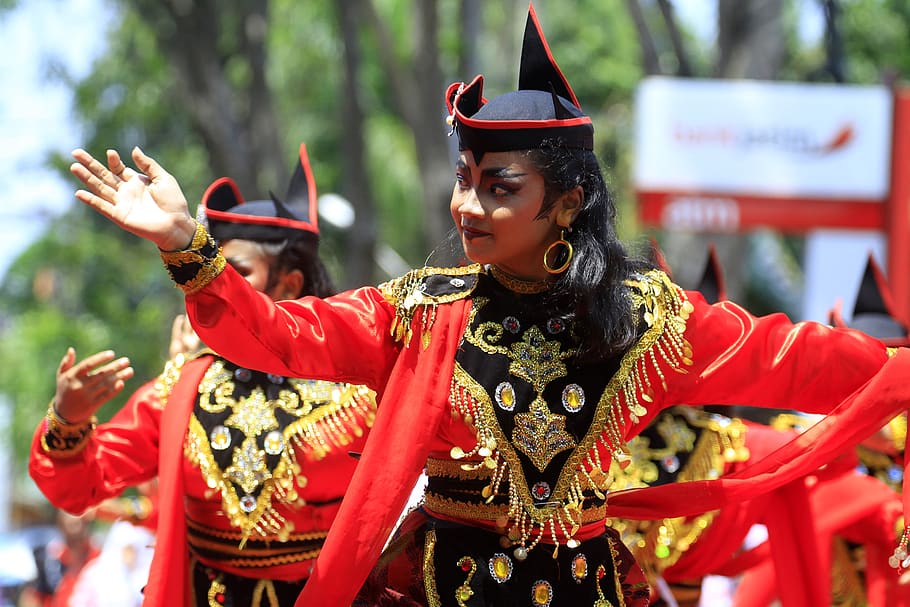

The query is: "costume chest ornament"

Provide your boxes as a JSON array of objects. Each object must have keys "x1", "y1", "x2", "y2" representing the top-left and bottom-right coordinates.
[
  {"x1": 442, "y1": 269, "x2": 694, "y2": 559},
  {"x1": 183, "y1": 358, "x2": 376, "y2": 544},
  {"x1": 381, "y1": 264, "x2": 482, "y2": 349}
]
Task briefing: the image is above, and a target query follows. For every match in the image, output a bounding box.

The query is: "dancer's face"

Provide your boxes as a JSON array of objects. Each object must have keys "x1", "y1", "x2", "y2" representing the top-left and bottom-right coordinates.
[{"x1": 450, "y1": 150, "x2": 562, "y2": 280}]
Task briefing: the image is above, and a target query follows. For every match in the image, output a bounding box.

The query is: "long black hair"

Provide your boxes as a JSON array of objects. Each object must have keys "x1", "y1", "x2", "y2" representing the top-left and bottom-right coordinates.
[
  {"x1": 529, "y1": 141, "x2": 654, "y2": 361},
  {"x1": 258, "y1": 237, "x2": 337, "y2": 299}
]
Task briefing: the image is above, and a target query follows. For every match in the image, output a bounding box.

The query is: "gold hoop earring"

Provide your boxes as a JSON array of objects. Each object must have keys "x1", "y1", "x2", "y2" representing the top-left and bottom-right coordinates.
[{"x1": 543, "y1": 229, "x2": 573, "y2": 274}]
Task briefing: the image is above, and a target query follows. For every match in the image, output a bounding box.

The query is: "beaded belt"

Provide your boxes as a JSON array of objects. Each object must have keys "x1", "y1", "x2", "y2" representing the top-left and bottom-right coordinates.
[
  {"x1": 423, "y1": 457, "x2": 607, "y2": 525},
  {"x1": 186, "y1": 517, "x2": 327, "y2": 569}
]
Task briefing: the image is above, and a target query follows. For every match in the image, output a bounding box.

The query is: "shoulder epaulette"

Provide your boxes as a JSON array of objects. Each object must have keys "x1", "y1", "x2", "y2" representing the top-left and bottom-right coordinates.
[{"x1": 380, "y1": 264, "x2": 483, "y2": 348}]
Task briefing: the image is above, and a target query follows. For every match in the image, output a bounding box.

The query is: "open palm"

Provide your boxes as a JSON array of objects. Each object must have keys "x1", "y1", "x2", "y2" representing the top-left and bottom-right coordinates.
[{"x1": 71, "y1": 147, "x2": 197, "y2": 251}]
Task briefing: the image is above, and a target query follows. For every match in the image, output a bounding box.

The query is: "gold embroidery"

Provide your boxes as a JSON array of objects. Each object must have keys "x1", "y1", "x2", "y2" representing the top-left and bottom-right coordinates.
[
  {"x1": 607, "y1": 536, "x2": 627, "y2": 607},
  {"x1": 184, "y1": 362, "x2": 376, "y2": 545},
  {"x1": 207, "y1": 574, "x2": 226, "y2": 607},
  {"x1": 188, "y1": 531, "x2": 322, "y2": 568},
  {"x1": 446, "y1": 270, "x2": 694, "y2": 557},
  {"x1": 594, "y1": 564, "x2": 615, "y2": 607},
  {"x1": 381, "y1": 264, "x2": 481, "y2": 348},
  {"x1": 423, "y1": 529, "x2": 443, "y2": 607},
  {"x1": 155, "y1": 352, "x2": 189, "y2": 408},
  {"x1": 455, "y1": 556, "x2": 476, "y2": 606},
  {"x1": 489, "y1": 264, "x2": 553, "y2": 294},
  {"x1": 40, "y1": 403, "x2": 97, "y2": 457},
  {"x1": 512, "y1": 402, "x2": 577, "y2": 471},
  {"x1": 423, "y1": 491, "x2": 607, "y2": 525},
  {"x1": 185, "y1": 515, "x2": 326, "y2": 542},
  {"x1": 159, "y1": 222, "x2": 227, "y2": 294},
  {"x1": 610, "y1": 409, "x2": 750, "y2": 576},
  {"x1": 463, "y1": 303, "x2": 579, "y2": 470},
  {"x1": 250, "y1": 580, "x2": 280, "y2": 607}
]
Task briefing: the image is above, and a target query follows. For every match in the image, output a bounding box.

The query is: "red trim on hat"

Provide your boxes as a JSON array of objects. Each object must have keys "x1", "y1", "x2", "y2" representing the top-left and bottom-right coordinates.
[
  {"x1": 527, "y1": 2, "x2": 580, "y2": 108},
  {"x1": 450, "y1": 75, "x2": 592, "y2": 133},
  {"x1": 829, "y1": 299, "x2": 847, "y2": 328},
  {"x1": 201, "y1": 177, "x2": 245, "y2": 208},
  {"x1": 456, "y1": 112, "x2": 593, "y2": 131},
  {"x1": 297, "y1": 143, "x2": 319, "y2": 232},
  {"x1": 202, "y1": 207, "x2": 319, "y2": 235}
]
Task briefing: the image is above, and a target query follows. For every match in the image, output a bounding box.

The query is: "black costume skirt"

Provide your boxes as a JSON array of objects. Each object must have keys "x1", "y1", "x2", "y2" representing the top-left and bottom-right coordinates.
[
  {"x1": 356, "y1": 510, "x2": 651, "y2": 607},
  {"x1": 190, "y1": 560, "x2": 305, "y2": 607}
]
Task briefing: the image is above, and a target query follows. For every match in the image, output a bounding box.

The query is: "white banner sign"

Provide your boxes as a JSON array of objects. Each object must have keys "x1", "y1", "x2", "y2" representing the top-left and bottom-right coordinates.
[{"x1": 634, "y1": 77, "x2": 893, "y2": 200}]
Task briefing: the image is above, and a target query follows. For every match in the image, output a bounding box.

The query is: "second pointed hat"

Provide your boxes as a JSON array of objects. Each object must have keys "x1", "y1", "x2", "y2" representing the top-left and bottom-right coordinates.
[{"x1": 199, "y1": 143, "x2": 320, "y2": 246}]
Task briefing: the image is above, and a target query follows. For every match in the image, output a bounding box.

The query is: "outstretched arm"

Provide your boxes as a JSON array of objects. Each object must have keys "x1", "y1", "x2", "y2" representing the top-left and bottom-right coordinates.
[{"x1": 70, "y1": 147, "x2": 197, "y2": 251}]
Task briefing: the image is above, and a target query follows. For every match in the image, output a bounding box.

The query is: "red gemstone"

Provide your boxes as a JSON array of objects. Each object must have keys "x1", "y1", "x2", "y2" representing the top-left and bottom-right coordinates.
[{"x1": 461, "y1": 561, "x2": 472, "y2": 572}]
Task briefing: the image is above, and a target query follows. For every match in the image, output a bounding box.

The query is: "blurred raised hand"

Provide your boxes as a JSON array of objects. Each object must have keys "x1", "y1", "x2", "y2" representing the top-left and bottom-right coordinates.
[
  {"x1": 70, "y1": 147, "x2": 197, "y2": 251},
  {"x1": 54, "y1": 348, "x2": 134, "y2": 423},
  {"x1": 168, "y1": 314, "x2": 202, "y2": 359}
]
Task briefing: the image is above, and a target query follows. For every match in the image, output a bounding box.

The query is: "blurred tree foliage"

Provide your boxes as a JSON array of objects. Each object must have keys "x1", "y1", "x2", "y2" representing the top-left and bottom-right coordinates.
[{"x1": 2, "y1": 0, "x2": 909, "y2": 490}]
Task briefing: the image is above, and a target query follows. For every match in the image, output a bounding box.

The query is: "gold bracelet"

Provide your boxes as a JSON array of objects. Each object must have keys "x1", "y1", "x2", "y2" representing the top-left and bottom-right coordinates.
[
  {"x1": 159, "y1": 221, "x2": 227, "y2": 294},
  {"x1": 40, "y1": 401, "x2": 97, "y2": 457}
]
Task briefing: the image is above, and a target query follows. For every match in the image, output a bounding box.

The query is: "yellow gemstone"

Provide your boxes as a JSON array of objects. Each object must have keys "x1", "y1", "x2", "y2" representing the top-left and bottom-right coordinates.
[
  {"x1": 567, "y1": 391, "x2": 580, "y2": 408},
  {"x1": 501, "y1": 385, "x2": 515, "y2": 407},
  {"x1": 573, "y1": 555, "x2": 587, "y2": 579},
  {"x1": 493, "y1": 557, "x2": 511, "y2": 580},
  {"x1": 532, "y1": 581, "x2": 551, "y2": 605},
  {"x1": 456, "y1": 587, "x2": 473, "y2": 602},
  {"x1": 655, "y1": 544, "x2": 671, "y2": 559}
]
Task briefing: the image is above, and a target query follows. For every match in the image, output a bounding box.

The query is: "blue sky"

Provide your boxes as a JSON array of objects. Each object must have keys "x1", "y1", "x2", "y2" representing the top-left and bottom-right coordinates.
[
  {"x1": 0, "y1": 0, "x2": 108, "y2": 278},
  {"x1": 0, "y1": 0, "x2": 823, "y2": 280}
]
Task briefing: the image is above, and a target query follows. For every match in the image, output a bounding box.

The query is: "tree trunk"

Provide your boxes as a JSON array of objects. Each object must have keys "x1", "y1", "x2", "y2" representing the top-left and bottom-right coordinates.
[
  {"x1": 716, "y1": 0, "x2": 785, "y2": 79},
  {"x1": 335, "y1": 0, "x2": 380, "y2": 287},
  {"x1": 363, "y1": 0, "x2": 453, "y2": 252},
  {"x1": 625, "y1": 0, "x2": 663, "y2": 75},
  {"x1": 133, "y1": 0, "x2": 286, "y2": 198}
]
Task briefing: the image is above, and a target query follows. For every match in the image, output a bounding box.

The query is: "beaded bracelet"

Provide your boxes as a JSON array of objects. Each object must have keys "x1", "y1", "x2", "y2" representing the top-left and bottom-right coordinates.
[
  {"x1": 159, "y1": 221, "x2": 226, "y2": 294},
  {"x1": 40, "y1": 401, "x2": 97, "y2": 457}
]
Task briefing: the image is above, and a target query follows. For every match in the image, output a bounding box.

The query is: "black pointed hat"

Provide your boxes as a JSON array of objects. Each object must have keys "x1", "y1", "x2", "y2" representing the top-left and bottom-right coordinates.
[
  {"x1": 829, "y1": 253, "x2": 908, "y2": 346},
  {"x1": 200, "y1": 143, "x2": 320, "y2": 246},
  {"x1": 696, "y1": 244, "x2": 727, "y2": 305},
  {"x1": 445, "y1": 3, "x2": 594, "y2": 163}
]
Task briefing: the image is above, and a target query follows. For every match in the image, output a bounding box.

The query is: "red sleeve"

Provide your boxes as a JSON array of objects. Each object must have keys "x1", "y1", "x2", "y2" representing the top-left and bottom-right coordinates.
[
  {"x1": 186, "y1": 265, "x2": 400, "y2": 391},
  {"x1": 664, "y1": 290, "x2": 891, "y2": 414},
  {"x1": 28, "y1": 379, "x2": 162, "y2": 515}
]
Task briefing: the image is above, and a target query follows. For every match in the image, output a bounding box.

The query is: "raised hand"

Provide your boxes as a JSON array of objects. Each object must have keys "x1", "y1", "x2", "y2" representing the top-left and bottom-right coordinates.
[
  {"x1": 54, "y1": 348, "x2": 134, "y2": 423},
  {"x1": 168, "y1": 313, "x2": 202, "y2": 359},
  {"x1": 70, "y1": 147, "x2": 197, "y2": 251}
]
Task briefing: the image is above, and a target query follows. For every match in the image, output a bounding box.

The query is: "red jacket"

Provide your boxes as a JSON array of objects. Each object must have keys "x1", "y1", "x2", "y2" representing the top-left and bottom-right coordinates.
[{"x1": 184, "y1": 264, "x2": 905, "y2": 607}]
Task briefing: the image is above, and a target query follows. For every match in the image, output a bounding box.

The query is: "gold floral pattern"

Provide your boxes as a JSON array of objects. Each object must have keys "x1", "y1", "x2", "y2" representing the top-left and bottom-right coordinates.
[
  {"x1": 445, "y1": 269, "x2": 694, "y2": 558},
  {"x1": 609, "y1": 407, "x2": 749, "y2": 577},
  {"x1": 184, "y1": 359, "x2": 376, "y2": 544},
  {"x1": 381, "y1": 264, "x2": 482, "y2": 348}
]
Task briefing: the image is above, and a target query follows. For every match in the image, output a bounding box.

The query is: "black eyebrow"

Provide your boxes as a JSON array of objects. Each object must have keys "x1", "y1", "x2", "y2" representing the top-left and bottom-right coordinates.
[
  {"x1": 455, "y1": 159, "x2": 526, "y2": 179},
  {"x1": 482, "y1": 167, "x2": 527, "y2": 179}
]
